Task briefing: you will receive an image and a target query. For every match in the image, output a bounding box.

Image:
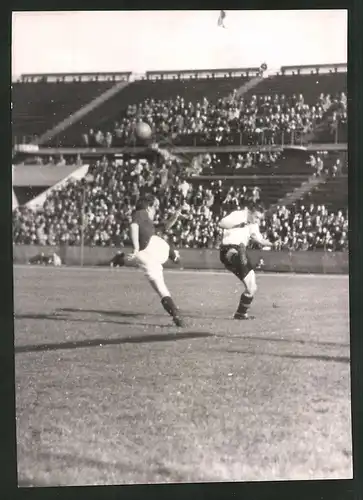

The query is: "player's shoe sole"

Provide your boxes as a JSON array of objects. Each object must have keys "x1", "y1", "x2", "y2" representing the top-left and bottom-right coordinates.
[{"x1": 233, "y1": 313, "x2": 255, "y2": 320}]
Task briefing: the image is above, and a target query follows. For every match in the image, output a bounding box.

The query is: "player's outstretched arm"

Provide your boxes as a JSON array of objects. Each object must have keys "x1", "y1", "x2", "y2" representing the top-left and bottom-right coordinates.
[
  {"x1": 260, "y1": 239, "x2": 273, "y2": 248},
  {"x1": 254, "y1": 236, "x2": 273, "y2": 248},
  {"x1": 250, "y1": 224, "x2": 272, "y2": 248}
]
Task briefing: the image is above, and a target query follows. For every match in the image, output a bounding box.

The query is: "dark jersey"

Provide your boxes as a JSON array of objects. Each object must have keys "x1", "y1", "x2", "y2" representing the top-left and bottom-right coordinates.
[{"x1": 131, "y1": 209, "x2": 155, "y2": 250}]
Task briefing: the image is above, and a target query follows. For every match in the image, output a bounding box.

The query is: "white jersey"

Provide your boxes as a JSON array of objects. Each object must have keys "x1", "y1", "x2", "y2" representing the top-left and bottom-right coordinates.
[
  {"x1": 222, "y1": 223, "x2": 264, "y2": 247},
  {"x1": 220, "y1": 209, "x2": 265, "y2": 247},
  {"x1": 219, "y1": 208, "x2": 248, "y2": 229}
]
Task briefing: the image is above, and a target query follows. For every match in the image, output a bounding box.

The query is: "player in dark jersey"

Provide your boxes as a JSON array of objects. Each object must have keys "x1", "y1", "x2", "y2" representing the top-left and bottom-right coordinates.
[{"x1": 129, "y1": 194, "x2": 185, "y2": 327}]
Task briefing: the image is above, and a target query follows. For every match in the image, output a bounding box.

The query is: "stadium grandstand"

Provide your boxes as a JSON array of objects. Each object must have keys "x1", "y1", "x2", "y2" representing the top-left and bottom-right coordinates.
[{"x1": 12, "y1": 62, "x2": 348, "y2": 257}]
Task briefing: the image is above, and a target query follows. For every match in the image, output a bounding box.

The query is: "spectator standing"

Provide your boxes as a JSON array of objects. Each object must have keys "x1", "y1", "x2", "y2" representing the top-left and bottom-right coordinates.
[{"x1": 179, "y1": 179, "x2": 191, "y2": 200}]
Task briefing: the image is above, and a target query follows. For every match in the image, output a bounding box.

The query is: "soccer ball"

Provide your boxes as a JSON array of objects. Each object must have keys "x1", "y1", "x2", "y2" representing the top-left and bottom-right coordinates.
[{"x1": 135, "y1": 122, "x2": 152, "y2": 140}]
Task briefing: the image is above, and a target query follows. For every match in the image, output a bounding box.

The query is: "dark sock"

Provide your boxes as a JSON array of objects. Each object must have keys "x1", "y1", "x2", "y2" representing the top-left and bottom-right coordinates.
[
  {"x1": 161, "y1": 296, "x2": 180, "y2": 318},
  {"x1": 237, "y1": 292, "x2": 253, "y2": 315}
]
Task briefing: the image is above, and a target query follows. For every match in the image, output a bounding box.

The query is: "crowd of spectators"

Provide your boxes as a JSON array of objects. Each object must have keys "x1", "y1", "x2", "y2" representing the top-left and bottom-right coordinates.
[
  {"x1": 306, "y1": 151, "x2": 347, "y2": 177},
  {"x1": 257, "y1": 204, "x2": 348, "y2": 252},
  {"x1": 81, "y1": 91, "x2": 347, "y2": 148},
  {"x1": 195, "y1": 151, "x2": 282, "y2": 175},
  {"x1": 12, "y1": 154, "x2": 348, "y2": 252},
  {"x1": 192, "y1": 150, "x2": 347, "y2": 177}
]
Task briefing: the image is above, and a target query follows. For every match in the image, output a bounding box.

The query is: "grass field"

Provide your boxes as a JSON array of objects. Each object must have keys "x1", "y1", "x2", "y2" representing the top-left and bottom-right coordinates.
[{"x1": 13, "y1": 265, "x2": 352, "y2": 486}]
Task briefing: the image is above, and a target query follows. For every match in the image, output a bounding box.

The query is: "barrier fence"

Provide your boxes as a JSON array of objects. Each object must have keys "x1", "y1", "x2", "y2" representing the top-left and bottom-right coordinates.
[
  {"x1": 13, "y1": 245, "x2": 349, "y2": 275},
  {"x1": 13, "y1": 126, "x2": 347, "y2": 148}
]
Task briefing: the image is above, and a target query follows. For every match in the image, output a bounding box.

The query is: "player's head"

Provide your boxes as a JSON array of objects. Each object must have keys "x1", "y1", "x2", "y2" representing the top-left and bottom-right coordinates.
[
  {"x1": 136, "y1": 194, "x2": 156, "y2": 220},
  {"x1": 248, "y1": 203, "x2": 264, "y2": 224}
]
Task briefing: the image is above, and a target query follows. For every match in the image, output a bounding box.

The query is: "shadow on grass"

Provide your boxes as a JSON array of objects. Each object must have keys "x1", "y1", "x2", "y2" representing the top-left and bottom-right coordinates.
[
  {"x1": 15, "y1": 331, "x2": 214, "y2": 354},
  {"x1": 57, "y1": 307, "x2": 213, "y2": 321},
  {"x1": 16, "y1": 313, "x2": 349, "y2": 350},
  {"x1": 14, "y1": 313, "x2": 160, "y2": 328},
  {"x1": 58, "y1": 308, "x2": 145, "y2": 318},
  {"x1": 215, "y1": 334, "x2": 349, "y2": 349},
  {"x1": 26, "y1": 310, "x2": 349, "y2": 349},
  {"x1": 222, "y1": 348, "x2": 350, "y2": 364}
]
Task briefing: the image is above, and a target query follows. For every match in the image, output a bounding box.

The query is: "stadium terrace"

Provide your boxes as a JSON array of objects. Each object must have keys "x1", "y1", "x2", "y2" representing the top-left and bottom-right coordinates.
[{"x1": 12, "y1": 62, "x2": 347, "y2": 257}]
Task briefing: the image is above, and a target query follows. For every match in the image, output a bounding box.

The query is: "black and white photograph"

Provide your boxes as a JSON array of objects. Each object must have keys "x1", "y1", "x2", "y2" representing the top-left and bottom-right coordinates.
[{"x1": 11, "y1": 9, "x2": 351, "y2": 487}]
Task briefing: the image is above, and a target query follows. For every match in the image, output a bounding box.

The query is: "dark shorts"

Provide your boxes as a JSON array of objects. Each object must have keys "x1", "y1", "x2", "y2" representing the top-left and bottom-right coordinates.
[{"x1": 220, "y1": 244, "x2": 254, "y2": 281}]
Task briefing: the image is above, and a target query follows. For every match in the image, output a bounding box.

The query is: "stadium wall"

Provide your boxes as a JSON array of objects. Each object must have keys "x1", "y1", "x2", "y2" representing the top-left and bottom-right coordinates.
[{"x1": 13, "y1": 245, "x2": 349, "y2": 274}]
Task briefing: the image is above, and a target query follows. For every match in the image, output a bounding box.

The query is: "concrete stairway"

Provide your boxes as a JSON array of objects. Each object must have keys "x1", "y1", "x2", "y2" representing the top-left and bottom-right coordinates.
[
  {"x1": 225, "y1": 75, "x2": 265, "y2": 103},
  {"x1": 269, "y1": 174, "x2": 327, "y2": 212},
  {"x1": 33, "y1": 80, "x2": 131, "y2": 146}
]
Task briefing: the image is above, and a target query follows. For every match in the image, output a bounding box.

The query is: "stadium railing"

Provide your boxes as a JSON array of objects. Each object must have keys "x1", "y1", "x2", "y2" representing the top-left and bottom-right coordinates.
[{"x1": 12, "y1": 122, "x2": 347, "y2": 148}]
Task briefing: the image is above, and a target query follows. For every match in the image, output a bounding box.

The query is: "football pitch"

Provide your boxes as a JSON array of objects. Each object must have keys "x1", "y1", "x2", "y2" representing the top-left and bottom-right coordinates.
[{"x1": 13, "y1": 265, "x2": 352, "y2": 486}]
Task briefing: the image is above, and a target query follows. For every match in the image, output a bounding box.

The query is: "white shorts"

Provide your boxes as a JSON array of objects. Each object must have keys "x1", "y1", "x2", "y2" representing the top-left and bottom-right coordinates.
[{"x1": 136, "y1": 235, "x2": 170, "y2": 280}]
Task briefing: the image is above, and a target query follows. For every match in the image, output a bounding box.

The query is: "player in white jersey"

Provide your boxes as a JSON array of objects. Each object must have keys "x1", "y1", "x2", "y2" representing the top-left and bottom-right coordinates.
[
  {"x1": 129, "y1": 194, "x2": 185, "y2": 327},
  {"x1": 219, "y1": 204, "x2": 272, "y2": 320}
]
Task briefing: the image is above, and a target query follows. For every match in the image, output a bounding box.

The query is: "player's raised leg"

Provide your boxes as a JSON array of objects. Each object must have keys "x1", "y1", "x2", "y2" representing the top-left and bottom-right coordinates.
[
  {"x1": 136, "y1": 235, "x2": 185, "y2": 327},
  {"x1": 142, "y1": 258, "x2": 185, "y2": 327}
]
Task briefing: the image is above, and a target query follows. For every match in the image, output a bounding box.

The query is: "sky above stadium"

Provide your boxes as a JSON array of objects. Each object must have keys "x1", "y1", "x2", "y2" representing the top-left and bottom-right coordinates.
[{"x1": 12, "y1": 10, "x2": 347, "y2": 77}]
